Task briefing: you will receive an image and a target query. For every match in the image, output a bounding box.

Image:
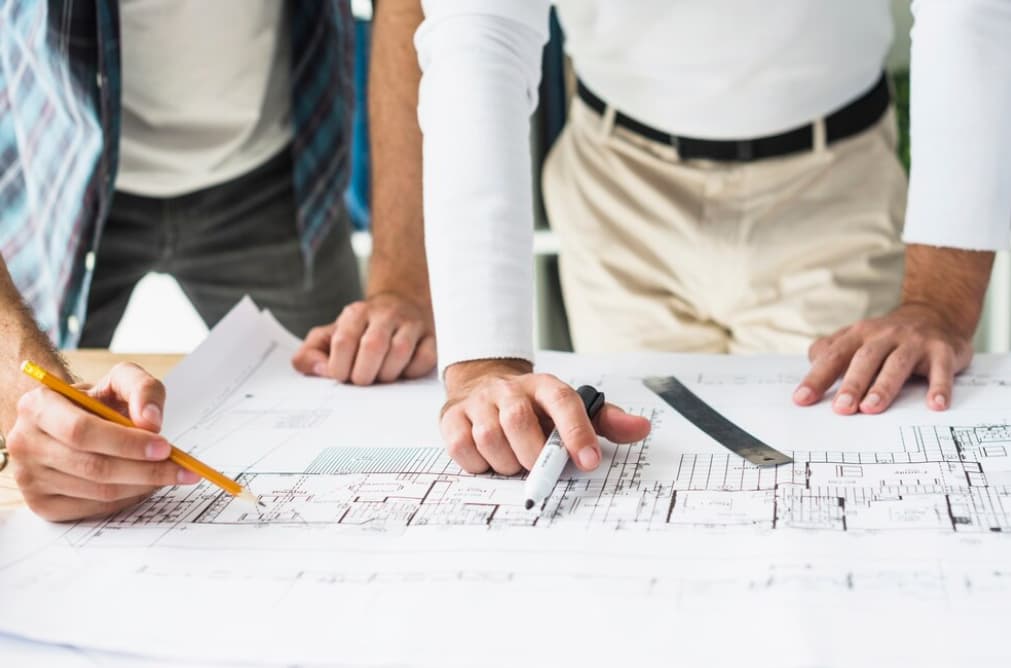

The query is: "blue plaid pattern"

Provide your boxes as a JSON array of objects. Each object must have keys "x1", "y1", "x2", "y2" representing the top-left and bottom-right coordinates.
[{"x1": 0, "y1": 1, "x2": 353, "y2": 347}]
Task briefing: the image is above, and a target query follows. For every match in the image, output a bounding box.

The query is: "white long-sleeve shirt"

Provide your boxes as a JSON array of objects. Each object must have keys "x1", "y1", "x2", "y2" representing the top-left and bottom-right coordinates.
[
  {"x1": 902, "y1": 0, "x2": 1011, "y2": 250},
  {"x1": 416, "y1": 0, "x2": 1011, "y2": 372}
]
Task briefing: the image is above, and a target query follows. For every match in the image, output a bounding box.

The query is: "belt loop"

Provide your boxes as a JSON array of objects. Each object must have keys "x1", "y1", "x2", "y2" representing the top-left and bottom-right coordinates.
[
  {"x1": 598, "y1": 104, "x2": 618, "y2": 139},
  {"x1": 813, "y1": 117, "x2": 827, "y2": 152}
]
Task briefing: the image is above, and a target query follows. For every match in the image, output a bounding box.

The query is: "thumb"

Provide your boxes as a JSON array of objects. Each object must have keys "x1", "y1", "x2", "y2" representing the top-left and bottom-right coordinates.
[
  {"x1": 98, "y1": 363, "x2": 167, "y2": 432},
  {"x1": 594, "y1": 404, "x2": 651, "y2": 444}
]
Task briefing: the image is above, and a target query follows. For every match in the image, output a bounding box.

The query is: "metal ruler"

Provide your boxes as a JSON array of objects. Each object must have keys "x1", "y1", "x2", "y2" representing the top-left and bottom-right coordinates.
[{"x1": 644, "y1": 376, "x2": 792, "y2": 467}]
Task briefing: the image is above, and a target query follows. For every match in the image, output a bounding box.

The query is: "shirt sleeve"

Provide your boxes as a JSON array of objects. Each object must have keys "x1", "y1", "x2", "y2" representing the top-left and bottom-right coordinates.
[
  {"x1": 903, "y1": 0, "x2": 1011, "y2": 250},
  {"x1": 415, "y1": 1, "x2": 551, "y2": 375}
]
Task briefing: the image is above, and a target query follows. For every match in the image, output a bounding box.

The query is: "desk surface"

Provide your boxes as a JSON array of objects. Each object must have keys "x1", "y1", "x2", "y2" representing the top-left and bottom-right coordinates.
[{"x1": 0, "y1": 350, "x2": 185, "y2": 509}]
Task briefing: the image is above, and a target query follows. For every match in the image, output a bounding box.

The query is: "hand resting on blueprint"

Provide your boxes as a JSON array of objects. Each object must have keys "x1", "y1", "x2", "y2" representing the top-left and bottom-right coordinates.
[
  {"x1": 292, "y1": 292, "x2": 436, "y2": 385},
  {"x1": 7, "y1": 363, "x2": 199, "y2": 521},
  {"x1": 441, "y1": 359, "x2": 652, "y2": 475},
  {"x1": 794, "y1": 245, "x2": 995, "y2": 415}
]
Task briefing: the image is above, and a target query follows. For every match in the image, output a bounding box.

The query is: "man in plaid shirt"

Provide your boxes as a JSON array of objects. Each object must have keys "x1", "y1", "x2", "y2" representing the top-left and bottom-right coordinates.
[{"x1": 1, "y1": 1, "x2": 434, "y2": 520}]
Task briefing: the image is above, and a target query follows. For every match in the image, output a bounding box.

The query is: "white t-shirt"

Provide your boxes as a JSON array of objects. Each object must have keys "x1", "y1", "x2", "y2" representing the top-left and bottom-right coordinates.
[
  {"x1": 116, "y1": 0, "x2": 292, "y2": 197},
  {"x1": 415, "y1": 0, "x2": 1011, "y2": 372},
  {"x1": 557, "y1": 1, "x2": 892, "y2": 139}
]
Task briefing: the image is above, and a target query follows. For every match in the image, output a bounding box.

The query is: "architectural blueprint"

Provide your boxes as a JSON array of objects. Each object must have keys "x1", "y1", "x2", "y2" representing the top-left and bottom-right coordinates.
[
  {"x1": 1, "y1": 299, "x2": 1010, "y2": 667},
  {"x1": 67, "y1": 421, "x2": 1011, "y2": 541}
]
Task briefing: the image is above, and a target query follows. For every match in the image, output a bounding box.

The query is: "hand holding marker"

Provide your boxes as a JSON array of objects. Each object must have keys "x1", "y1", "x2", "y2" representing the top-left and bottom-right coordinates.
[{"x1": 523, "y1": 385, "x2": 605, "y2": 510}]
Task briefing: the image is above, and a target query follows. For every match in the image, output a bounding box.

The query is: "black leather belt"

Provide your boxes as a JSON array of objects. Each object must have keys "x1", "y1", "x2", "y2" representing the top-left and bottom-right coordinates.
[{"x1": 576, "y1": 72, "x2": 891, "y2": 162}]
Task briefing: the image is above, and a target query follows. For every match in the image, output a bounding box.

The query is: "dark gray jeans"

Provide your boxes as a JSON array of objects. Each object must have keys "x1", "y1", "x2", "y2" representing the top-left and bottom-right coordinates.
[{"x1": 79, "y1": 148, "x2": 362, "y2": 347}]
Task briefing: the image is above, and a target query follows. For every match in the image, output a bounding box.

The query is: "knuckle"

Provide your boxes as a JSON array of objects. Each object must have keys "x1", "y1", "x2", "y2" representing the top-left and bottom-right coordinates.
[
  {"x1": 473, "y1": 386, "x2": 498, "y2": 406},
  {"x1": 139, "y1": 376, "x2": 166, "y2": 396},
  {"x1": 852, "y1": 346, "x2": 875, "y2": 362},
  {"x1": 340, "y1": 301, "x2": 367, "y2": 320},
  {"x1": 543, "y1": 384, "x2": 576, "y2": 409},
  {"x1": 6, "y1": 426, "x2": 29, "y2": 458},
  {"x1": 891, "y1": 324, "x2": 921, "y2": 344},
  {"x1": 64, "y1": 413, "x2": 92, "y2": 445},
  {"x1": 330, "y1": 331, "x2": 355, "y2": 350},
  {"x1": 80, "y1": 455, "x2": 110, "y2": 482},
  {"x1": 818, "y1": 349, "x2": 847, "y2": 367},
  {"x1": 112, "y1": 361, "x2": 136, "y2": 375},
  {"x1": 416, "y1": 345, "x2": 437, "y2": 367},
  {"x1": 390, "y1": 337, "x2": 414, "y2": 359},
  {"x1": 500, "y1": 401, "x2": 535, "y2": 432},
  {"x1": 903, "y1": 327, "x2": 925, "y2": 343},
  {"x1": 151, "y1": 463, "x2": 176, "y2": 487},
  {"x1": 95, "y1": 483, "x2": 121, "y2": 503},
  {"x1": 471, "y1": 421, "x2": 501, "y2": 445},
  {"x1": 309, "y1": 325, "x2": 333, "y2": 341},
  {"x1": 488, "y1": 377, "x2": 513, "y2": 394},
  {"x1": 16, "y1": 390, "x2": 37, "y2": 418},
  {"x1": 115, "y1": 362, "x2": 148, "y2": 384},
  {"x1": 929, "y1": 340, "x2": 955, "y2": 359},
  {"x1": 885, "y1": 322, "x2": 905, "y2": 336},
  {"x1": 360, "y1": 333, "x2": 388, "y2": 354},
  {"x1": 890, "y1": 348, "x2": 918, "y2": 368},
  {"x1": 444, "y1": 429, "x2": 472, "y2": 459}
]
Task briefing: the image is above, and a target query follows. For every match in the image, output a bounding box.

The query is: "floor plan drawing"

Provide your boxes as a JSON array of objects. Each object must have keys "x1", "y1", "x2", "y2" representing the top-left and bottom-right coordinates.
[{"x1": 62, "y1": 418, "x2": 1011, "y2": 552}]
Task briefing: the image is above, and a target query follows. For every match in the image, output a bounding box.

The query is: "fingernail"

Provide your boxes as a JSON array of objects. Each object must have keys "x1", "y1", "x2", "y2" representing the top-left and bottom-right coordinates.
[
  {"x1": 313, "y1": 362, "x2": 327, "y2": 376},
  {"x1": 793, "y1": 386, "x2": 814, "y2": 403},
  {"x1": 145, "y1": 440, "x2": 170, "y2": 460},
  {"x1": 862, "y1": 393, "x2": 882, "y2": 408},
  {"x1": 177, "y1": 470, "x2": 200, "y2": 485},
  {"x1": 143, "y1": 403, "x2": 162, "y2": 428},
  {"x1": 933, "y1": 394, "x2": 948, "y2": 409},
  {"x1": 578, "y1": 448, "x2": 600, "y2": 469},
  {"x1": 834, "y1": 393, "x2": 855, "y2": 410}
]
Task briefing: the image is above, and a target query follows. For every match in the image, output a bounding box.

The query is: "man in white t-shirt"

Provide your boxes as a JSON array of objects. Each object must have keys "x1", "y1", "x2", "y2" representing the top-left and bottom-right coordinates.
[
  {"x1": 369, "y1": 0, "x2": 1011, "y2": 475},
  {"x1": 0, "y1": 1, "x2": 434, "y2": 521}
]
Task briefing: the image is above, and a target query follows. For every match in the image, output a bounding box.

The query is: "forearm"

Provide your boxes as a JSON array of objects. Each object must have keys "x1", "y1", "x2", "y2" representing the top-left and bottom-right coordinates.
[
  {"x1": 367, "y1": 0, "x2": 429, "y2": 306},
  {"x1": 416, "y1": 4, "x2": 550, "y2": 372},
  {"x1": 0, "y1": 263, "x2": 70, "y2": 434},
  {"x1": 904, "y1": 0, "x2": 1011, "y2": 250},
  {"x1": 900, "y1": 244, "x2": 994, "y2": 340}
]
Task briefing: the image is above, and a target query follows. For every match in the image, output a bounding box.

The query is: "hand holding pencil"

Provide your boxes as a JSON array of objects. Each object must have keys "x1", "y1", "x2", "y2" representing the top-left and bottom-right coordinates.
[{"x1": 6, "y1": 361, "x2": 256, "y2": 522}]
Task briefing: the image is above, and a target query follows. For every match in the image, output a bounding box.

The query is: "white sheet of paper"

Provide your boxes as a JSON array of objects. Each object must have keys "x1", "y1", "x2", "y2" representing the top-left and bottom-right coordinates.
[{"x1": 1, "y1": 300, "x2": 1010, "y2": 667}]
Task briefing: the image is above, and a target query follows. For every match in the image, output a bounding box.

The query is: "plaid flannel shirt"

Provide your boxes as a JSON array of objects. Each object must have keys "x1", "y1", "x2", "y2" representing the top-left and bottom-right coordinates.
[{"x1": 0, "y1": 0, "x2": 354, "y2": 347}]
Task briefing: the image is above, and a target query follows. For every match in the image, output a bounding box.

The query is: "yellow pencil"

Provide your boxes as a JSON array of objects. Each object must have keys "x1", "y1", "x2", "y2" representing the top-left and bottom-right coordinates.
[{"x1": 21, "y1": 360, "x2": 260, "y2": 506}]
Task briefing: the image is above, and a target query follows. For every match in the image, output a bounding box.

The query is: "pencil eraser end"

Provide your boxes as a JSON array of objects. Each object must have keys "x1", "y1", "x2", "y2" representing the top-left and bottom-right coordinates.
[{"x1": 20, "y1": 360, "x2": 44, "y2": 380}]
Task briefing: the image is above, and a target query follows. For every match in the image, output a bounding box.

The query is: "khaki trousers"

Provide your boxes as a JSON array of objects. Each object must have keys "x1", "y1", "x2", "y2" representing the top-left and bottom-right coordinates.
[{"x1": 542, "y1": 98, "x2": 908, "y2": 354}]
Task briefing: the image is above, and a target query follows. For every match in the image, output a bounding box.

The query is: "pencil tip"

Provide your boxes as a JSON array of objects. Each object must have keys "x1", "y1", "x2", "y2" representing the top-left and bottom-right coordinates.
[{"x1": 237, "y1": 489, "x2": 260, "y2": 506}]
